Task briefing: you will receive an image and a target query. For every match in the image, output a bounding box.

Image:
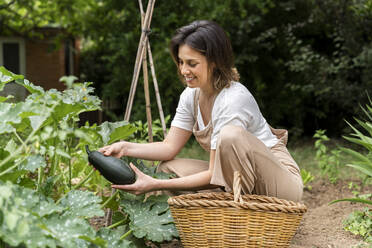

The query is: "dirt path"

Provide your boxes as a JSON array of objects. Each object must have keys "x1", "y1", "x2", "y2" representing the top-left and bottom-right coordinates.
[{"x1": 290, "y1": 179, "x2": 370, "y2": 248}]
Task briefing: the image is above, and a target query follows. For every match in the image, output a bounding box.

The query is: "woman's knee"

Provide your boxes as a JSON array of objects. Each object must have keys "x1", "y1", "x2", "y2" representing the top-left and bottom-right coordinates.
[
  {"x1": 218, "y1": 125, "x2": 246, "y2": 148},
  {"x1": 156, "y1": 161, "x2": 171, "y2": 173}
]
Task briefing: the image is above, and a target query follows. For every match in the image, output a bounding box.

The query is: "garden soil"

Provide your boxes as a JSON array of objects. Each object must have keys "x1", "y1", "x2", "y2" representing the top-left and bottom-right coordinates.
[{"x1": 159, "y1": 178, "x2": 371, "y2": 248}]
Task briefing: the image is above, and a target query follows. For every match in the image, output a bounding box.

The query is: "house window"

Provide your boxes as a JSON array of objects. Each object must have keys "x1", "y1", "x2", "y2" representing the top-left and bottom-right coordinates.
[
  {"x1": 0, "y1": 37, "x2": 27, "y2": 100},
  {"x1": 64, "y1": 39, "x2": 74, "y2": 76}
]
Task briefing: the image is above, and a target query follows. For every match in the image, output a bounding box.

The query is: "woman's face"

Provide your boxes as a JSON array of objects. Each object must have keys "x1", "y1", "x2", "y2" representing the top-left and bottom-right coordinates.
[{"x1": 178, "y1": 44, "x2": 212, "y2": 89}]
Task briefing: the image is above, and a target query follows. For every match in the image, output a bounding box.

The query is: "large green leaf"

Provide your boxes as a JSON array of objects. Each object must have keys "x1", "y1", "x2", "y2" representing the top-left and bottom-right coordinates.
[
  {"x1": 0, "y1": 98, "x2": 50, "y2": 134},
  {"x1": 120, "y1": 193, "x2": 178, "y2": 243},
  {"x1": 99, "y1": 121, "x2": 136, "y2": 145},
  {"x1": 344, "y1": 136, "x2": 372, "y2": 151},
  {"x1": 59, "y1": 190, "x2": 105, "y2": 219},
  {"x1": 42, "y1": 215, "x2": 95, "y2": 248},
  {"x1": 15, "y1": 78, "x2": 44, "y2": 94},
  {"x1": 355, "y1": 118, "x2": 372, "y2": 137},
  {"x1": 0, "y1": 182, "x2": 54, "y2": 247},
  {"x1": 20, "y1": 154, "x2": 47, "y2": 172},
  {"x1": 108, "y1": 124, "x2": 137, "y2": 145},
  {"x1": 0, "y1": 181, "x2": 126, "y2": 248},
  {"x1": 0, "y1": 66, "x2": 24, "y2": 91},
  {"x1": 0, "y1": 103, "x2": 22, "y2": 127},
  {"x1": 346, "y1": 164, "x2": 372, "y2": 177},
  {"x1": 0, "y1": 123, "x2": 14, "y2": 134},
  {"x1": 21, "y1": 225, "x2": 58, "y2": 248},
  {"x1": 52, "y1": 102, "x2": 87, "y2": 122},
  {"x1": 339, "y1": 147, "x2": 372, "y2": 164},
  {"x1": 13, "y1": 183, "x2": 63, "y2": 216},
  {"x1": 340, "y1": 147, "x2": 372, "y2": 177},
  {"x1": 4, "y1": 139, "x2": 17, "y2": 154},
  {"x1": 96, "y1": 226, "x2": 135, "y2": 248},
  {"x1": 29, "y1": 115, "x2": 49, "y2": 131}
]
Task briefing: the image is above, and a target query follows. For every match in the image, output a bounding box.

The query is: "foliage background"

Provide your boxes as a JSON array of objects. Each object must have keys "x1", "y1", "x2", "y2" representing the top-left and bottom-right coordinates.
[{"x1": 1, "y1": 0, "x2": 372, "y2": 139}]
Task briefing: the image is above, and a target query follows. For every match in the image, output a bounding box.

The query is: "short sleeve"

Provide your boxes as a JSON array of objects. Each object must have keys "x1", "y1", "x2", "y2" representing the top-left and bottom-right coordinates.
[
  {"x1": 171, "y1": 87, "x2": 195, "y2": 131},
  {"x1": 210, "y1": 86, "x2": 259, "y2": 149}
]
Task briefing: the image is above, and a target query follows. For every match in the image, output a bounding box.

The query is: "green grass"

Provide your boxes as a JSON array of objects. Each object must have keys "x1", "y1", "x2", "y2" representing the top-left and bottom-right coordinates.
[
  {"x1": 177, "y1": 138, "x2": 209, "y2": 161},
  {"x1": 289, "y1": 140, "x2": 318, "y2": 174},
  {"x1": 289, "y1": 138, "x2": 367, "y2": 181}
]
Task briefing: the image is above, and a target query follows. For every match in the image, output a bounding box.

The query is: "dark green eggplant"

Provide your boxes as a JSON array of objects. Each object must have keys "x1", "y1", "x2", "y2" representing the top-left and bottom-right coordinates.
[{"x1": 85, "y1": 145, "x2": 136, "y2": 185}]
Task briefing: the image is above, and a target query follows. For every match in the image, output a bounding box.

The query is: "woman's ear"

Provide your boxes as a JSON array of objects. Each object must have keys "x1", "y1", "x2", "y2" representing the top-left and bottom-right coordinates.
[
  {"x1": 208, "y1": 62, "x2": 216, "y2": 76},
  {"x1": 210, "y1": 61, "x2": 216, "y2": 70}
]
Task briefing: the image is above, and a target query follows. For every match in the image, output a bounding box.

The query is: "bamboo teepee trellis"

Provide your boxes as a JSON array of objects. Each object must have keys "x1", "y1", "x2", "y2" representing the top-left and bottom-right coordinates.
[
  {"x1": 105, "y1": 0, "x2": 166, "y2": 226},
  {"x1": 124, "y1": 0, "x2": 167, "y2": 138}
]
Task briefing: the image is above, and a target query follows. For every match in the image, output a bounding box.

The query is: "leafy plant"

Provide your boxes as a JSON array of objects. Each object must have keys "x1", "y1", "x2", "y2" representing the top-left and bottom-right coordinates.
[
  {"x1": 119, "y1": 192, "x2": 178, "y2": 243},
  {"x1": 343, "y1": 208, "x2": 372, "y2": 244},
  {"x1": 339, "y1": 103, "x2": 372, "y2": 180},
  {"x1": 0, "y1": 67, "x2": 179, "y2": 247},
  {"x1": 332, "y1": 95, "x2": 372, "y2": 205},
  {"x1": 0, "y1": 180, "x2": 135, "y2": 248},
  {"x1": 329, "y1": 95, "x2": 372, "y2": 243},
  {"x1": 0, "y1": 66, "x2": 137, "y2": 197},
  {"x1": 300, "y1": 168, "x2": 314, "y2": 190},
  {"x1": 313, "y1": 130, "x2": 341, "y2": 183},
  {"x1": 132, "y1": 115, "x2": 170, "y2": 143}
]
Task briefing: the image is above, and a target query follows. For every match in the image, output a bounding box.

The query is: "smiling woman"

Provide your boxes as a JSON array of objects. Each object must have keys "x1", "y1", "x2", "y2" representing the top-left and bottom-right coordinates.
[
  {"x1": 98, "y1": 20, "x2": 303, "y2": 202},
  {"x1": 170, "y1": 20, "x2": 239, "y2": 91},
  {"x1": 177, "y1": 44, "x2": 210, "y2": 90}
]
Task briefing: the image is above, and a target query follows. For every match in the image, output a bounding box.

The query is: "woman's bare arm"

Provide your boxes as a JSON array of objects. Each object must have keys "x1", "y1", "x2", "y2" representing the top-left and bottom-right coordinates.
[
  {"x1": 99, "y1": 126, "x2": 192, "y2": 161},
  {"x1": 156, "y1": 149, "x2": 216, "y2": 190},
  {"x1": 112, "y1": 150, "x2": 217, "y2": 194}
]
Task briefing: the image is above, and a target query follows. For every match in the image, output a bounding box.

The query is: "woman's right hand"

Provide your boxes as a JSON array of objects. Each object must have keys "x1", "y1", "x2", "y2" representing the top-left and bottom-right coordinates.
[{"x1": 98, "y1": 141, "x2": 127, "y2": 158}]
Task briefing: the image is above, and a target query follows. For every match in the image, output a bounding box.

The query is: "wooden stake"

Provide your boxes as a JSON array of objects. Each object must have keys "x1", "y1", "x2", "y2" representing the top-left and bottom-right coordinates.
[
  {"x1": 147, "y1": 42, "x2": 167, "y2": 137},
  {"x1": 139, "y1": 1, "x2": 153, "y2": 143},
  {"x1": 124, "y1": 0, "x2": 155, "y2": 121}
]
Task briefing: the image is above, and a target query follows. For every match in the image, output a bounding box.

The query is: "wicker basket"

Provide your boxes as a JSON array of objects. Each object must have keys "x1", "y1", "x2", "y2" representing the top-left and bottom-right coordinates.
[{"x1": 168, "y1": 171, "x2": 307, "y2": 248}]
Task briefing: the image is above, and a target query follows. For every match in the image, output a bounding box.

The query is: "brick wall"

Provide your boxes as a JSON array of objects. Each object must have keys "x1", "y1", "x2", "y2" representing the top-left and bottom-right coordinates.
[{"x1": 25, "y1": 38, "x2": 66, "y2": 91}]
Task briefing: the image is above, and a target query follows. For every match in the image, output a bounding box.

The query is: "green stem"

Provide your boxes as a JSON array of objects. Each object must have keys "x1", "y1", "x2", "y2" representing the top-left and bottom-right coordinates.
[
  {"x1": 13, "y1": 130, "x2": 26, "y2": 147},
  {"x1": 51, "y1": 136, "x2": 57, "y2": 176},
  {"x1": 68, "y1": 158, "x2": 72, "y2": 190},
  {"x1": 55, "y1": 168, "x2": 95, "y2": 205},
  {"x1": 72, "y1": 169, "x2": 94, "y2": 190},
  {"x1": 0, "y1": 155, "x2": 28, "y2": 177},
  {"x1": 67, "y1": 120, "x2": 76, "y2": 189},
  {"x1": 107, "y1": 217, "x2": 127, "y2": 229},
  {"x1": 37, "y1": 167, "x2": 44, "y2": 191},
  {"x1": 101, "y1": 190, "x2": 119, "y2": 209},
  {"x1": 0, "y1": 163, "x2": 18, "y2": 177},
  {"x1": 120, "y1": 230, "x2": 132, "y2": 240}
]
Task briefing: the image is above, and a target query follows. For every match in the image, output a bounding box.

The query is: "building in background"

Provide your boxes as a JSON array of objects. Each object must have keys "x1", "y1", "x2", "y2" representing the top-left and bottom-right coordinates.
[{"x1": 0, "y1": 27, "x2": 80, "y2": 100}]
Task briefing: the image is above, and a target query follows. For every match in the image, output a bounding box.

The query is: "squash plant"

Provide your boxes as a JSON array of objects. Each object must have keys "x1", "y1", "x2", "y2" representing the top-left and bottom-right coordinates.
[
  {"x1": 329, "y1": 95, "x2": 372, "y2": 243},
  {"x1": 0, "y1": 67, "x2": 178, "y2": 247}
]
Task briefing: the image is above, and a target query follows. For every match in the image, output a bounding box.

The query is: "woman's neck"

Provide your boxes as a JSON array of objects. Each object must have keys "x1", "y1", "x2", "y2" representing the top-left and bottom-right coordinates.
[{"x1": 199, "y1": 84, "x2": 218, "y2": 100}]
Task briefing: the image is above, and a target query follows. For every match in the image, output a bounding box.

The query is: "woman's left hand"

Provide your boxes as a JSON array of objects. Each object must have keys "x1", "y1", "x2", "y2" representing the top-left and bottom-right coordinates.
[{"x1": 111, "y1": 163, "x2": 157, "y2": 195}]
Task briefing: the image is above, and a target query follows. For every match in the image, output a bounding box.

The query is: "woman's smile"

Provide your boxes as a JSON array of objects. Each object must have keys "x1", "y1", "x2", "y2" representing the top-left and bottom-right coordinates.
[{"x1": 178, "y1": 44, "x2": 211, "y2": 90}]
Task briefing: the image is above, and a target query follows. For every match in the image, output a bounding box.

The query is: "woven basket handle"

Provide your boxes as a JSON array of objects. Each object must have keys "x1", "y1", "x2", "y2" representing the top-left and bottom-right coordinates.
[{"x1": 233, "y1": 171, "x2": 244, "y2": 203}]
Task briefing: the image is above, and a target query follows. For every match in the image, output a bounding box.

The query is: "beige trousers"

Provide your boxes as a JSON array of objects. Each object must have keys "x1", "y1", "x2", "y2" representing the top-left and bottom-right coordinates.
[{"x1": 157, "y1": 125, "x2": 303, "y2": 202}]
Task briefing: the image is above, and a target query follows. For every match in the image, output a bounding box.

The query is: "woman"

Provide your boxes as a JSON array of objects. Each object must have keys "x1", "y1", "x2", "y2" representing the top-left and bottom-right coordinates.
[{"x1": 99, "y1": 20, "x2": 303, "y2": 202}]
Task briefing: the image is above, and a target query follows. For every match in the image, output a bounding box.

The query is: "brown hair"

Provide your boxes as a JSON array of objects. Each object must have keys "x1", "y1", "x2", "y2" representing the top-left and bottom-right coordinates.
[{"x1": 170, "y1": 20, "x2": 239, "y2": 90}]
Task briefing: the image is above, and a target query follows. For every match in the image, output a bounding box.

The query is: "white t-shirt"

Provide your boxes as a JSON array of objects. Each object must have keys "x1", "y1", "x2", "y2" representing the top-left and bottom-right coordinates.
[{"x1": 171, "y1": 82, "x2": 278, "y2": 149}]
